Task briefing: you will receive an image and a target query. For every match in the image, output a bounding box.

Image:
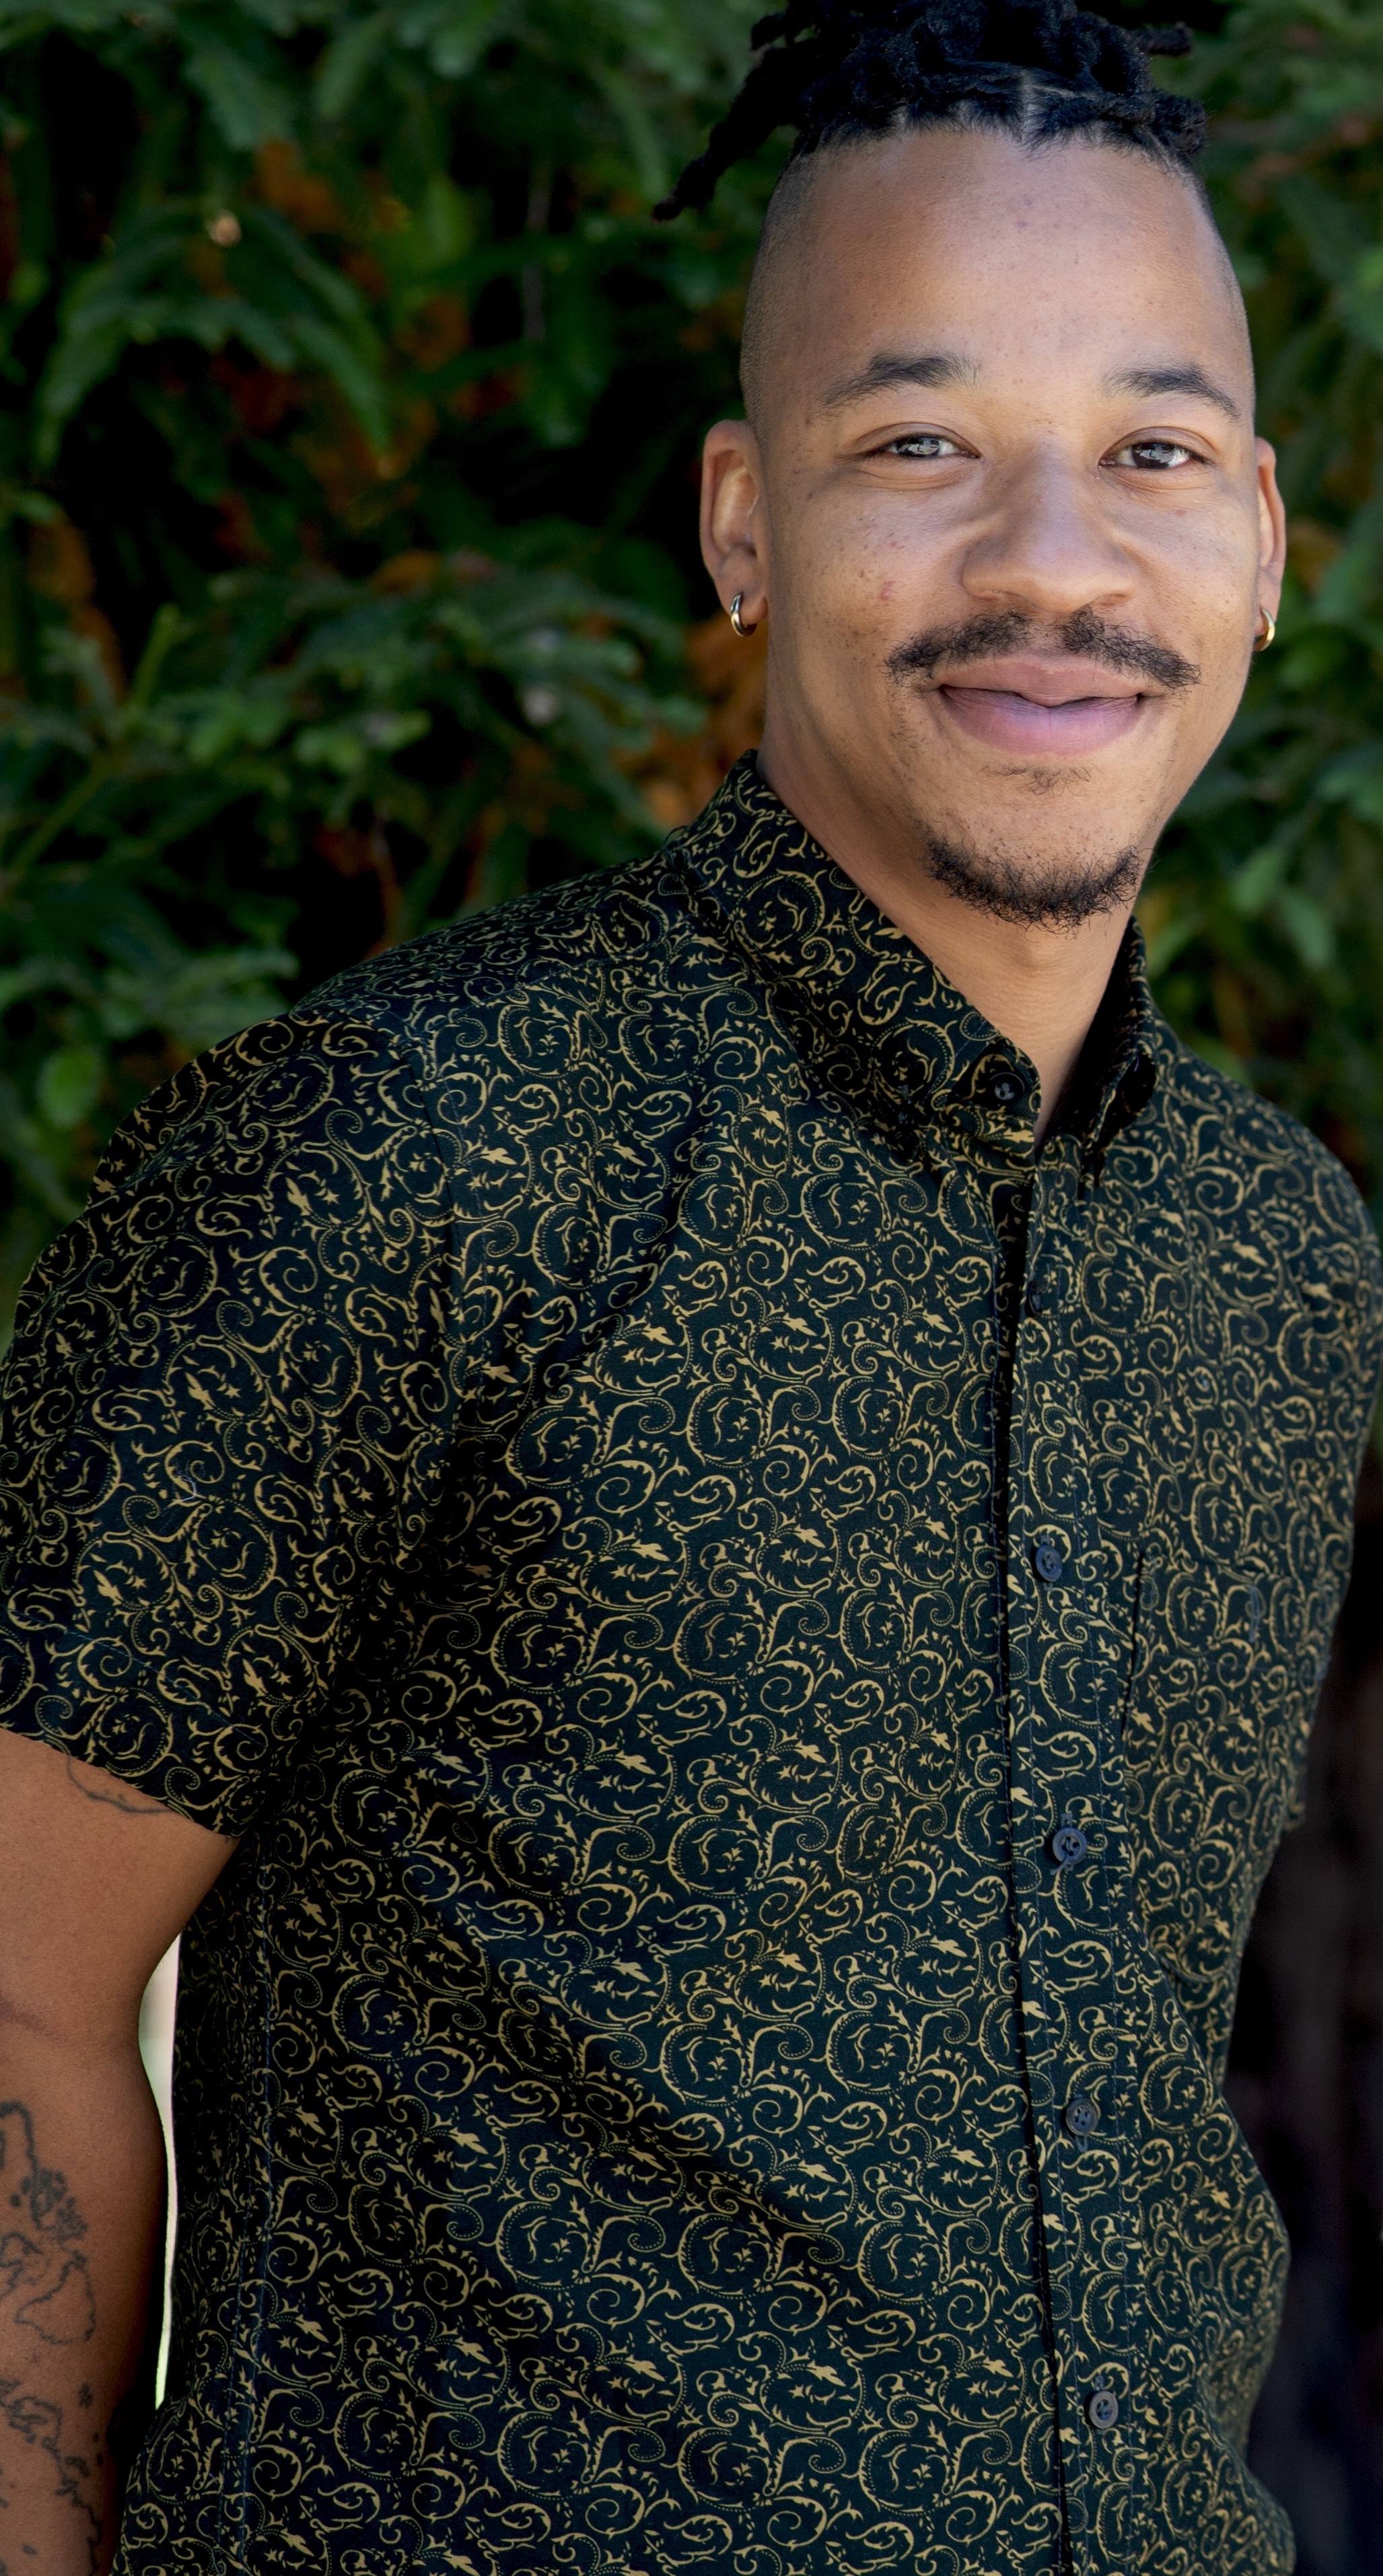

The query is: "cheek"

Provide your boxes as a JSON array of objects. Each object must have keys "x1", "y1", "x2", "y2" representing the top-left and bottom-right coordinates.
[
  {"x1": 1147, "y1": 497, "x2": 1260, "y2": 626},
  {"x1": 783, "y1": 493, "x2": 954, "y2": 633}
]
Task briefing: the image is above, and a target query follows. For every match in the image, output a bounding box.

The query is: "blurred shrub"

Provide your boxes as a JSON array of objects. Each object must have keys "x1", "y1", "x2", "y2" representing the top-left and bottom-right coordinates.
[
  {"x1": 0, "y1": 0, "x2": 1380, "y2": 1327},
  {"x1": 0, "y1": 0, "x2": 770, "y2": 1317},
  {"x1": 1153, "y1": 0, "x2": 1383, "y2": 1205}
]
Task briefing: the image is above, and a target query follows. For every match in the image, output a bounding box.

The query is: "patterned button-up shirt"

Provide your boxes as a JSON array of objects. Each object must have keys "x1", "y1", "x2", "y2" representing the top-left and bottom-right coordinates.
[{"x1": 1, "y1": 757, "x2": 1379, "y2": 2576}]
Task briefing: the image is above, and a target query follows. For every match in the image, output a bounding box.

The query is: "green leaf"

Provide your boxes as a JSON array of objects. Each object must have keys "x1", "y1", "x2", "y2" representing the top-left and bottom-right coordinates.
[
  {"x1": 592, "y1": 63, "x2": 671, "y2": 208},
  {"x1": 413, "y1": 172, "x2": 475, "y2": 271},
  {"x1": 102, "y1": 945, "x2": 297, "y2": 1049},
  {"x1": 1318, "y1": 746, "x2": 1383, "y2": 827},
  {"x1": 184, "y1": 33, "x2": 295, "y2": 151},
  {"x1": 34, "y1": 315, "x2": 127, "y2": 463},
  {"x1": 36, "y1": 1041, "x2": 102, "y2": 1128},
  {"x1": 1274, "y1": 885, "x2": 1336, "y2": 974},
  {"x1": 1314, "y1": 497, "x2": 1383, "y2": 626},
  {"x1": 314, "y1": 11, "x2": 392, "y2": 120},
  {"x1": 287, "y1": 313, "x2": 390, "y2": 446},
  {"x1": 396, "y1": 0, "x2": 512, "y2": 77},
  {"x1": 1275, "y1": 176, "x2": 1370, "y2": 288},
  {"x1": 294, "y1": 709, "x2": 431, "y2": 772},
  {"x1": 1228, "y1": 842, "x2": 1289, "y2": 917}
]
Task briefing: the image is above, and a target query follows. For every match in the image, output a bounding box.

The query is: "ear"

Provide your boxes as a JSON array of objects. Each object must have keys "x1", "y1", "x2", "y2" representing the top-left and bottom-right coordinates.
[
  {"x1": 701, "y1": 419, "x2": 769, "y2": 626},
  {"x1": 1255, "y1": 436, "x2": 1287, "y2": 622}
]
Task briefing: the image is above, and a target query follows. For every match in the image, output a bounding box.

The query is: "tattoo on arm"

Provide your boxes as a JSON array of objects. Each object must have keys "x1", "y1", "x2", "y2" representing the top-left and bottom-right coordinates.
[
  {"x1": 61, "y1": 1755, "x2": 170, "y2": 1821},
  {"x1": 0, "y1": 2102, "x2": 101, "y2": 2573}
]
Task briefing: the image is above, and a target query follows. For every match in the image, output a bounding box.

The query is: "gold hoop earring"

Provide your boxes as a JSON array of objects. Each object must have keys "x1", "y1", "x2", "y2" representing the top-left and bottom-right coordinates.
[
  {"x1": 729, "y1": 593, "x2": 758, "y2": 639},
  {"x1": 1254, "y1": 611, "x2": 1276, "y2": 653}
]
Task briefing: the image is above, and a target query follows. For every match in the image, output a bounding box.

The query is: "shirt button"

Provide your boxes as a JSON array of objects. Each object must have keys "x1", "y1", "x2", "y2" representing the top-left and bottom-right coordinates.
[
  {"x1": 1049, "y1": 1822, "x2": 1090, "y2": 1869},
  {"x1": 1034, "y1": 1542, "x2": 1065, "y2": 1582},
  {"x1": 1086, "y1": 2388, "x2": 1120, "y2": 2431},
  {"x1": 1064, "y1": 2093, "x2": 1100, "y2": 2139},
  {"x1": 987, "y1": 1069, "x2": 1025, "y2": 1108},
  {"x1": 1026, "y1": 1282, "x2": 1044, "y2": 1316}
]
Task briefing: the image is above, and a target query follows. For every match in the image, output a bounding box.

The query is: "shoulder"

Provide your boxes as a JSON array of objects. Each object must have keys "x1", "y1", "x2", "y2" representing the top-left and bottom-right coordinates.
[
  {"x1": 289, "y1": 845, "x2": 720, "y2": 1082},
  {"x1": 92, "y1": 843, "x2": 721, "y2": 1198}
]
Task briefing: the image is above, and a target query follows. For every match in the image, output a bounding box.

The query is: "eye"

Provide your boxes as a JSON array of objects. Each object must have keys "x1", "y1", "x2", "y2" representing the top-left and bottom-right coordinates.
[
  {"x1": 880, "y1": 431, "x2": 968, "y2": 460},
  {"x1": 1108, "y1": 438, "x2": 1198, "y2": 471}
]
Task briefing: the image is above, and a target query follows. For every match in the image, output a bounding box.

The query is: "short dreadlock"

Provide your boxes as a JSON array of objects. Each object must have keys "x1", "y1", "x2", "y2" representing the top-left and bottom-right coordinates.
[{"x1": 653, "y1": 0, "x2": 1205, "y2": 222}]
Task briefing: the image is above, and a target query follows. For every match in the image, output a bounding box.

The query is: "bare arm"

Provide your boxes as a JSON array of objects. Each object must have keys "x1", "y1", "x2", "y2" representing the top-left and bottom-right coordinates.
[{"x1": 0, "y1": 1732, "x2": 238, "y2": 2575}]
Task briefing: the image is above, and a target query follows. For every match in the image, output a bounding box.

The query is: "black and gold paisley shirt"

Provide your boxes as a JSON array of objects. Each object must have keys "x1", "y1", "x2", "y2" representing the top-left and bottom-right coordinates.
[{"x1": 2, "y1": 757, "x2": 1380, "y2": 2576}]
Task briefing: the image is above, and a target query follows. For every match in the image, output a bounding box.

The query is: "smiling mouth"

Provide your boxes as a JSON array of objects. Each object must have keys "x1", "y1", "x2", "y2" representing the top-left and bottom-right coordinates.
[{"x1": 936, "y1": 683, "x2": 1149, "y2": 756}]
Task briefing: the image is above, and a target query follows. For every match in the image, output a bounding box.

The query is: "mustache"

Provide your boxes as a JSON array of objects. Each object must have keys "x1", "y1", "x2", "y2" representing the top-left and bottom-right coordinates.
[{"x1": 886, "y1": 607, "x2": 1201, "y2": 694}]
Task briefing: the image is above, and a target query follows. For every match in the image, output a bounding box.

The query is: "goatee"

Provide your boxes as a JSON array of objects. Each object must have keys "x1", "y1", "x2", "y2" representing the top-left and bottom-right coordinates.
[{"x1": 924, "y1": 832, "x2": 1145, "y2": 930}]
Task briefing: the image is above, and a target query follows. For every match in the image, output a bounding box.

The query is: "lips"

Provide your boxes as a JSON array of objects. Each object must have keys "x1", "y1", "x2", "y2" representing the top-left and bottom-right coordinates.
[
  {"x1": 917, "y1": 649, "x2": 1156, "y2": 757},
  {"x1": 938, "y1": 685, "x2": 1147, "y2": 755}
]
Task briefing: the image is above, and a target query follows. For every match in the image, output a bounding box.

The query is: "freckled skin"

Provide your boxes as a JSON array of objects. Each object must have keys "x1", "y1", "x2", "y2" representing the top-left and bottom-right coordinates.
[{"x1": 701, "y1": 126, "x2": 1286, "y2": 1122}]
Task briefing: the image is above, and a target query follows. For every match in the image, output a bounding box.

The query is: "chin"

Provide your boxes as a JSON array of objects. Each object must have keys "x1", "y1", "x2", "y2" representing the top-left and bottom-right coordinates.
[{"x1": 900, "y1": 802, "x2": 1151, "y2": 931}]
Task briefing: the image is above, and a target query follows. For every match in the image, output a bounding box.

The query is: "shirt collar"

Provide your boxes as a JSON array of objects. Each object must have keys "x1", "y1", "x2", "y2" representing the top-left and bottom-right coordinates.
[{"x1": 673, "y1": 753, "x2": 1159, "y2": 1178}]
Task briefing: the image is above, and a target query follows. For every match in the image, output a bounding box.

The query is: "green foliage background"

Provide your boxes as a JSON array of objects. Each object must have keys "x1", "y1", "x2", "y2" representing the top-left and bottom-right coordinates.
[{"x1": 0, "y1": 0, "x2": 1380, "y2": 1329}]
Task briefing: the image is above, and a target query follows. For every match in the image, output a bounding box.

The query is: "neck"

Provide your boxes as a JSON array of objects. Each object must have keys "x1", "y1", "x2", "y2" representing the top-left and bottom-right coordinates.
[{"x1": 756, "y1": 737, "x2": 1139, "y2": 1143}]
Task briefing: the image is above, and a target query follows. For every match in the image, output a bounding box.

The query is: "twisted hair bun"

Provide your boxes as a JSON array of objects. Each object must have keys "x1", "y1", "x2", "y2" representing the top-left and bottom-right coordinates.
[{"x1": 655, "y1": 0, "x2": 1205, "y2": 220}]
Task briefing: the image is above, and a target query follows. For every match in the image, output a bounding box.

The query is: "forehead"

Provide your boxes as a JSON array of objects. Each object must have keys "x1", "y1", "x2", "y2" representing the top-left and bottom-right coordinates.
[{"x1": 756, "y1": 125, "x2": 1250, "y2": 408}]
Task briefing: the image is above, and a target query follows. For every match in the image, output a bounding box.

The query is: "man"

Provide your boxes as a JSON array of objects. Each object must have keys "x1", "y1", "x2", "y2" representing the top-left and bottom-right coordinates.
[{"x1": 1, "y1": 1, "x2": 1378, "y2": 2569}]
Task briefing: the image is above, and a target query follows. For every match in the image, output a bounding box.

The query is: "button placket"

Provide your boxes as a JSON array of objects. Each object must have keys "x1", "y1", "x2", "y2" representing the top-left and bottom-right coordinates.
[
  {"x1": 1064, "y1": 2091, "x2": 1102, "y2": 2145},
  {"x1": 1002, "y1": 1150, "x2": 1143, "y2": 2575}
]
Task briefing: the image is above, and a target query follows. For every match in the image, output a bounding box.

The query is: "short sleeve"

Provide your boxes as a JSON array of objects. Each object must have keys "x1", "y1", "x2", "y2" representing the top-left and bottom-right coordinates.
[{"x1": 0, "y1": 1012, "x2": 462, "y2": 1833}]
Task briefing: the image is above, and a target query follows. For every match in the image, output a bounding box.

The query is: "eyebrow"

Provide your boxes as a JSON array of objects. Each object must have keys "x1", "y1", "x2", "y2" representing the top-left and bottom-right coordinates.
[
  {"x1": 820, "y1": 350, "x2": 1243, "y2": 423},
  {"x1": 820, "y1": 349, "x2": 977, "y2": 409},
  {"x1": 1104, "y1": 364, "x2": 1242, "y2": 421}
]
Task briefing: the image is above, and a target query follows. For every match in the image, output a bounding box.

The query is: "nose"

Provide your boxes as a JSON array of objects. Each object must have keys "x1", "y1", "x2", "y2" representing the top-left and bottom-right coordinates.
[{"x1": 958, "y1": 444, "x2": 1139, "y2": 624}]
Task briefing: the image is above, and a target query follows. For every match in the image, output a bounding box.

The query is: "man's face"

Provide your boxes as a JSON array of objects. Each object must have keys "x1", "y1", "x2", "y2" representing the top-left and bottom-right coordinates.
[{"x1": 702, "y1": 126, "x2": 1285, "y2": 924}]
